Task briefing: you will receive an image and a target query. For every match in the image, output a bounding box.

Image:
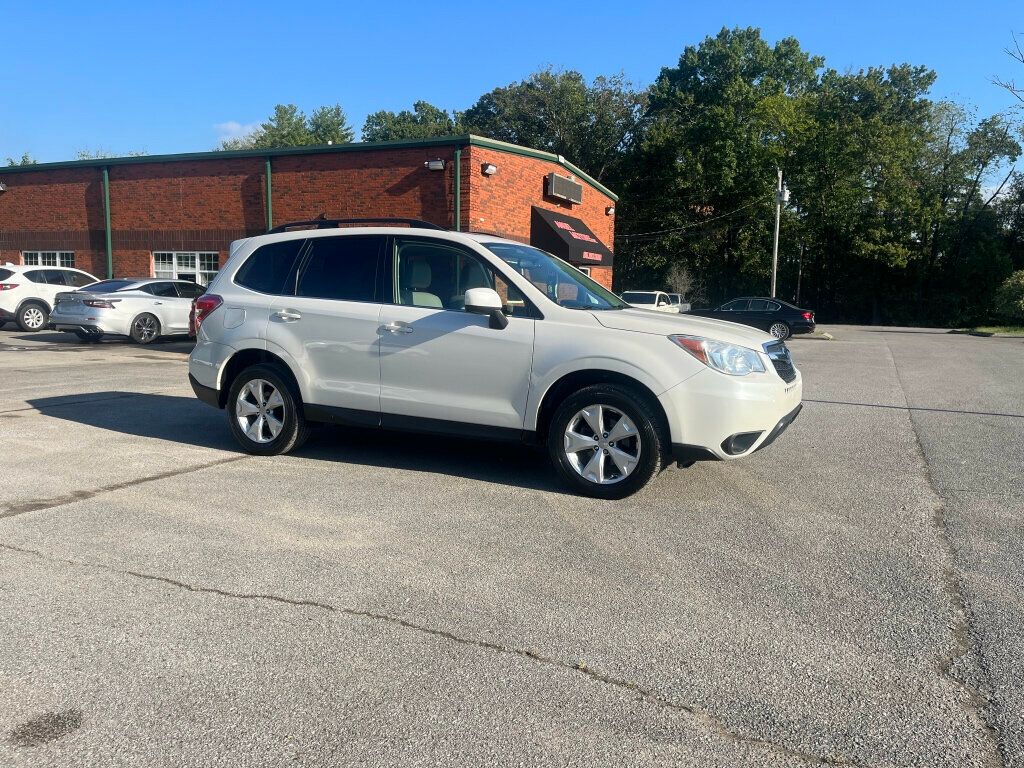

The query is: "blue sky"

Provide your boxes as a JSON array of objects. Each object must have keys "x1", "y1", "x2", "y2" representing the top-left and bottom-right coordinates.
[{"x1": 2, "y1": 0, "x2": 1021, "y2": 162}]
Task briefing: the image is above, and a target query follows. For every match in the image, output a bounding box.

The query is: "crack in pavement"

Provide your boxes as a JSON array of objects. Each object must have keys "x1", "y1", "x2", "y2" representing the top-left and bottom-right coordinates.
[
  {"x1": 802, "y1": 398, "x2": 1024, "y2": 420},
  {"x1": 881, "y1": 333, "x2": 1006, "y2": 768},
  {"x1": 0, "y1": 541, "x2": 859, "y2": 767},
  {"x1": 0, "y1": 455, "x2": 248, "y2": 519},
  {"x1": 0, "y1": 391, "x2": 156, "y2": 416}
]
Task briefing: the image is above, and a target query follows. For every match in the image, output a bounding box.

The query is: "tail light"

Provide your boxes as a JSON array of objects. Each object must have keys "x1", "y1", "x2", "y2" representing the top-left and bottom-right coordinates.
[
  {"x1": 190, "y1": 294, "x2": 223, "y2": 336},
  {"x1": 0, "y1": 283, "x2": 18, "y2": 291},
  {"x1": 802, "y1": 311, "x2": 813, "y2": 321},
  {"x1": 84, "y1": 299, "x2": 115, "y2": 308}
]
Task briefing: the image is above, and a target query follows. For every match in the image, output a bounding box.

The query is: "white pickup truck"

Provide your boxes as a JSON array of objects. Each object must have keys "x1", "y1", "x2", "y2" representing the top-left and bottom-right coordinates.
[{"x1": 620, "y1": 290, "x2": 684, "y2": 313}]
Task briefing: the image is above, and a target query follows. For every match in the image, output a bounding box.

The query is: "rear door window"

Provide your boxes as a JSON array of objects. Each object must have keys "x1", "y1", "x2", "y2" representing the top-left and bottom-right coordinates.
[
  {"x1": 296, "y1": 236, "x2": 383, "y2": 302},
  {"x1": 175, "y1": 282, "x2": 206, "y2": 299},
  {"x1": 148, "y1": 282, "x2": 180, "y2": 298},
  {"x1": 64, "y1": 271, "x2": 95, "y2": 288},
  {"x1": 748, "y1": 299, "x2": 770, "y2": 311},
  {"x1": 234, "y1": 239, "x2": 306, "y2": 295}
]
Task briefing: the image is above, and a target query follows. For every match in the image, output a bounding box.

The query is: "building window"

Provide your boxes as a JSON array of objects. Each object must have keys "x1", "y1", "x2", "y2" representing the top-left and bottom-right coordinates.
[
  {"x1": 23, "y1": 251, "x2": 75, "y2": 268},
  {"x1": 153, "y1": 251, "x2": 219, "y2": 285},
  {"x1": 576, "y1": 266, "x2": 591, "y2": 276}
]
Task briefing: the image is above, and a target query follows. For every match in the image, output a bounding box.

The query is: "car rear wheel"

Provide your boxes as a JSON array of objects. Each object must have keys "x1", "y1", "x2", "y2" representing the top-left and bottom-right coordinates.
[
  {"x1": 17, "y1": 302, "x2": 48, "y2": 332},
  {"x1": 547, "y1": 384, "x2": 665, "y2": 499},
  {"x1": 130, "y1": 313, "x2": 160, "y2": 344},
  {"x1": 769, "y1": 321, "x2": 791, "y2": 340},
  {"x1": 226, "y1": 364, "x2": 308, "y2": 456}
]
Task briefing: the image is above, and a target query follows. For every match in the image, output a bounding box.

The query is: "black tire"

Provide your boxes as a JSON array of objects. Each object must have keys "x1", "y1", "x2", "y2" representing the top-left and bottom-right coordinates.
[
  {"x1": 226, "y1": 364, "x2": 308, "y2": 456},
  {"x1": 130, "y1": 313, "x2": 160, "y2": 344},
  {"x1": 768, "y1": 321, "x2": 791, "y2": 340},
  {"x1": 74, "y1": 330, "x2": 104, "y2": 342},
  {"x1": 547, "y1": 384, "x2": 666, "y2": 499},
  {"x1": 17, "y1": 302, "x2": 48, "y2": 332}
]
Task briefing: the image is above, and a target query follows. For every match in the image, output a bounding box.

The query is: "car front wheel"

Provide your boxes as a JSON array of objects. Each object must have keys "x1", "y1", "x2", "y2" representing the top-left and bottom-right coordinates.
[
  {"x1": 548, "y1": 384, "x2": 665, "y2": 499},
  {"x1": 226, "y1": 364, "x2": 308, "y2": 456},
  {"x1": 769, "y1": 321, "x2": 791, "y2": 340}
]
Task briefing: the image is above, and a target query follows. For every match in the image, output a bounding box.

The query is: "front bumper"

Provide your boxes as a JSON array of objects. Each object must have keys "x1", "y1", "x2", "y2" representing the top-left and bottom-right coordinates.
[
  {"x1": 659, "y1": 366, "x2": 803, "y2": 461},
  {"x1": 671, "y1": 404, "x2": 802, "y2": 464}
]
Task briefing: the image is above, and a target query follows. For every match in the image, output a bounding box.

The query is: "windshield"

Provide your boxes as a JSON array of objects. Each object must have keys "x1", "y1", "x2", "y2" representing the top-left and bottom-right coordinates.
[
  {"x1": 621, "y1": 291, "x2": 658, "y2": 304},
  {"x1": 81, "y1": 279, "x2": 139, "y2": 293},
  {"x1": 481, "y1": 242, "x2": 626, "y2": 310}
]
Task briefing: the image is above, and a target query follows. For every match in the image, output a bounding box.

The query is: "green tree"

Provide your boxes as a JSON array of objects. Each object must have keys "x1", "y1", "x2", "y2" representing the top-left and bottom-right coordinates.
[
  {"x1": 308, "y1": 104, "x2": 355, "y2": 145},
  {"x1": 75, "y1": 148, "x2": 148, "y2": 159},
  {"x1": 617, "y1": 27, "x2": 821, "y2": 298},
  {"x1": 362, "y1": 101, "x2": 462, "y2": 142},
  {"x1": 463, "y1": 68, "x2": 646, "y2": 181},
  {"x1": 219, "y1": 103, "x2": 353, "y2": 150},
  {"x1": 994, "y1": 270, "x2": 1024, "y2": 320},
  {"x1": 5, "y1": 152, "x2": 36, "y2": 166}
]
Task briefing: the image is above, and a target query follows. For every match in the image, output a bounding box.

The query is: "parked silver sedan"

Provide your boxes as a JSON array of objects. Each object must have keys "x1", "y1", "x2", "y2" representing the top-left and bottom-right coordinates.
[{"x1": 49, "y1": 278, "x2": 205, "y2": 343}]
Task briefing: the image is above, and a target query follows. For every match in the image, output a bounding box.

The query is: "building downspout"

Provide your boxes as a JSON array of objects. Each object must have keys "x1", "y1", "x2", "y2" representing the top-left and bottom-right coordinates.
[
  {"x1": 102, "y1": 167, "x2": 113, "y2": 278},
  {"x1": 265, "y1": 158, "x2": 273, "y2": 232},
  {"x1": 453, "y1": 147, "x2": 462, "y2": 231}
]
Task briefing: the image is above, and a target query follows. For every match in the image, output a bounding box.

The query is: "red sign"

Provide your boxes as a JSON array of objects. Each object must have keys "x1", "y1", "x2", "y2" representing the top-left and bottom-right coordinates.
[{"x1": 582, "y1": 251, "x2": 602, "y2": 262}]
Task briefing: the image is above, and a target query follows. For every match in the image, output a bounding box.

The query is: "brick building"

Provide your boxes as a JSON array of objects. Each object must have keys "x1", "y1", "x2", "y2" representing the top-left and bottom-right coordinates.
[{"x1": 0, "y1": 135, "x2": 617, "y2": 289}]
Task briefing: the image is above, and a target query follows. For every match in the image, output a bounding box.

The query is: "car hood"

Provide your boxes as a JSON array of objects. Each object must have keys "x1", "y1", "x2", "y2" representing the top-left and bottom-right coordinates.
[{"x1": 592, "y1": 308, "x2": 774, "y2": 348}]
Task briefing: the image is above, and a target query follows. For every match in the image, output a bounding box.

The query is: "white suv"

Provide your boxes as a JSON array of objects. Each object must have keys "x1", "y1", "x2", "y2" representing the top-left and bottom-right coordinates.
[
  {"x1": 0, "y1": 264, "x2": 100, "y2": 331},
  {"x1": 188, "y1": 221, "x2": 802, "y2": 498}
]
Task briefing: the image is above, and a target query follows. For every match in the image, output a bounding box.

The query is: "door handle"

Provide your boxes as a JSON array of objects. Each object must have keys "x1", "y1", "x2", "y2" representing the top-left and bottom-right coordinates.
[
  {"x1": 274, "y1": 309, "x2": 302, "y2": 322},
  {"x1": 154, "y1": 301, "x2": 163, "y2": 305},
  {"x1": 380, "y1": 321, "x2": 413, "y2": 334}
]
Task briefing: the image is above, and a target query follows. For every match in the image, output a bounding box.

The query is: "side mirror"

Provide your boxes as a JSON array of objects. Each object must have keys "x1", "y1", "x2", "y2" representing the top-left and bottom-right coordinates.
[
  {"x1": 464, "y1": 287, "x2": 508, "y2": 330},
  {"x1": 657, "y1": 300, "x2": 668, "y2": 307}
]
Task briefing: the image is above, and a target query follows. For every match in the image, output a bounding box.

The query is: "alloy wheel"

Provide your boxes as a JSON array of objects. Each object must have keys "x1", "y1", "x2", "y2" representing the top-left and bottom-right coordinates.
[
  {"x1": 22, "y1": 306, "x2": 45, "y2": 330},
  {"x1": 769, "y1": 322, "x2": 789, "y2": 339},
  {"x1": 235, "y1": 379, "x2": 286, "y2": 444},
  {"x1": 563, "y1": 404, "x2": 641, "y2": 485},
  {"x1": 134, "y1": 315, "x2": 158, "y2": 343}
]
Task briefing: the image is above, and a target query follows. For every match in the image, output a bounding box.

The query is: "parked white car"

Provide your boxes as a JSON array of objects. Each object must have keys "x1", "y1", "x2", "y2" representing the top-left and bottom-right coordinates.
[
  {"x1": 188, "y1": 221, "x2": 802, "y2": 498},
  {"x1": 620, "y1": 290, "x2": 680, "y2": 313},
  {"x1": 49, "y1": 278, "x2": 206, "y2": 343},
  {"x1": 0, "y1": 263, "x2": 100, "y2": 331}
]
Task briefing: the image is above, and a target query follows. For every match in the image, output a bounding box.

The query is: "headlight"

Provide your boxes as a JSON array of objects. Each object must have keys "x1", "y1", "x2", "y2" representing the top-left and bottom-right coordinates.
[{"x1": 670, "y1": 335, "x2": 766, "y2": 376}]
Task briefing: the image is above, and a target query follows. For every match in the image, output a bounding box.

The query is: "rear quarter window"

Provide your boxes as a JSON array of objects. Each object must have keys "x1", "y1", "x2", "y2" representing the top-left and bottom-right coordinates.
[
  {"x1": 0, "y1": 269, "x2": 12, "y2": 281},
  {"x1": 234, "y1": 239, "x2": 306, "y2": 295}
]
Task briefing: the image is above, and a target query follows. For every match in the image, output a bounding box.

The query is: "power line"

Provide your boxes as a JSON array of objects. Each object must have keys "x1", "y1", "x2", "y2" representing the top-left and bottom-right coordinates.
[{"x1": 615, "y1": 196, "x2": 769, "y2": 241}]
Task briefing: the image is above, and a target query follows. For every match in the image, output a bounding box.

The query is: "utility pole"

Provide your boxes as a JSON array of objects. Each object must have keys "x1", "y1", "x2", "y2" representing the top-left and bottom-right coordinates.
[{"x1": 770, "y1": 169, "x2": 788, "y2": 298}]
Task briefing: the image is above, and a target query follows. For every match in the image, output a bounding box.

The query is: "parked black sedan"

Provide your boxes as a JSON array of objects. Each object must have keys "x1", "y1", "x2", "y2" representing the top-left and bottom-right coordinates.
[{"x1": 686, "y1": 297, "x2": 815, "y2": 340}]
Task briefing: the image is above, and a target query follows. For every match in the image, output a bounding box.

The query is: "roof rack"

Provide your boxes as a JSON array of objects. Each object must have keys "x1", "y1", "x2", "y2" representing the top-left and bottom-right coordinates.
[{"x1": 268, "y1": 217, "x2": 446, "y2": 234}]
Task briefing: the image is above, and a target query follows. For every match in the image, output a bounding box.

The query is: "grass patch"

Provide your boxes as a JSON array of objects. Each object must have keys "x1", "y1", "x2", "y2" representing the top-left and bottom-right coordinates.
[{"x1": 949, "y1": 326, "x2": 1024, "y2": 337}]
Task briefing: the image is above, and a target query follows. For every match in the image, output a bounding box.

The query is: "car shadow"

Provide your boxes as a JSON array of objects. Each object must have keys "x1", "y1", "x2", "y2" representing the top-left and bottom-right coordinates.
[
  {"x1": 26, "y1": 391, "x2": 568, "y2": 494},
  {"x1": 0, "y1": 329, "x2": 195, "y2": 353}
]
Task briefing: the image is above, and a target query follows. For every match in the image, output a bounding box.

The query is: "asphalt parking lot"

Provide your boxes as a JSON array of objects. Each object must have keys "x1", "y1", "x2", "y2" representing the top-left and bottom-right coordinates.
[{"x1": 0, "y1": 325, "x2": 1021, "y2": 767}]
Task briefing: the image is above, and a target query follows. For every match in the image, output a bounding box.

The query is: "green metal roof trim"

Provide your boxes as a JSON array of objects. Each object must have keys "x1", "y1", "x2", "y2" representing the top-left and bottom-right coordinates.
[
  {"x1": 0, "y1": 134, "x2": 618, "y2": 201},
  {"x1": 465, "y1": 136, "x2": 618, "y2": 201}
]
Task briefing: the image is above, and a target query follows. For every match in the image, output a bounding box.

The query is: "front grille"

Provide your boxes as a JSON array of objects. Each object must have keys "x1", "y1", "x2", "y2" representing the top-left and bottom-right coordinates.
[{"x1": 764, "y1": 341, "x2": 797, "y2": 383}]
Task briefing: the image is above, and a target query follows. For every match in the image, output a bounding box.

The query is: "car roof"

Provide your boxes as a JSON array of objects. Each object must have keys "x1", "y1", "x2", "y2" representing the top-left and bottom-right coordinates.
[{"x1": 1, "y1": 263, "x2": 90, "y2": 272}]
